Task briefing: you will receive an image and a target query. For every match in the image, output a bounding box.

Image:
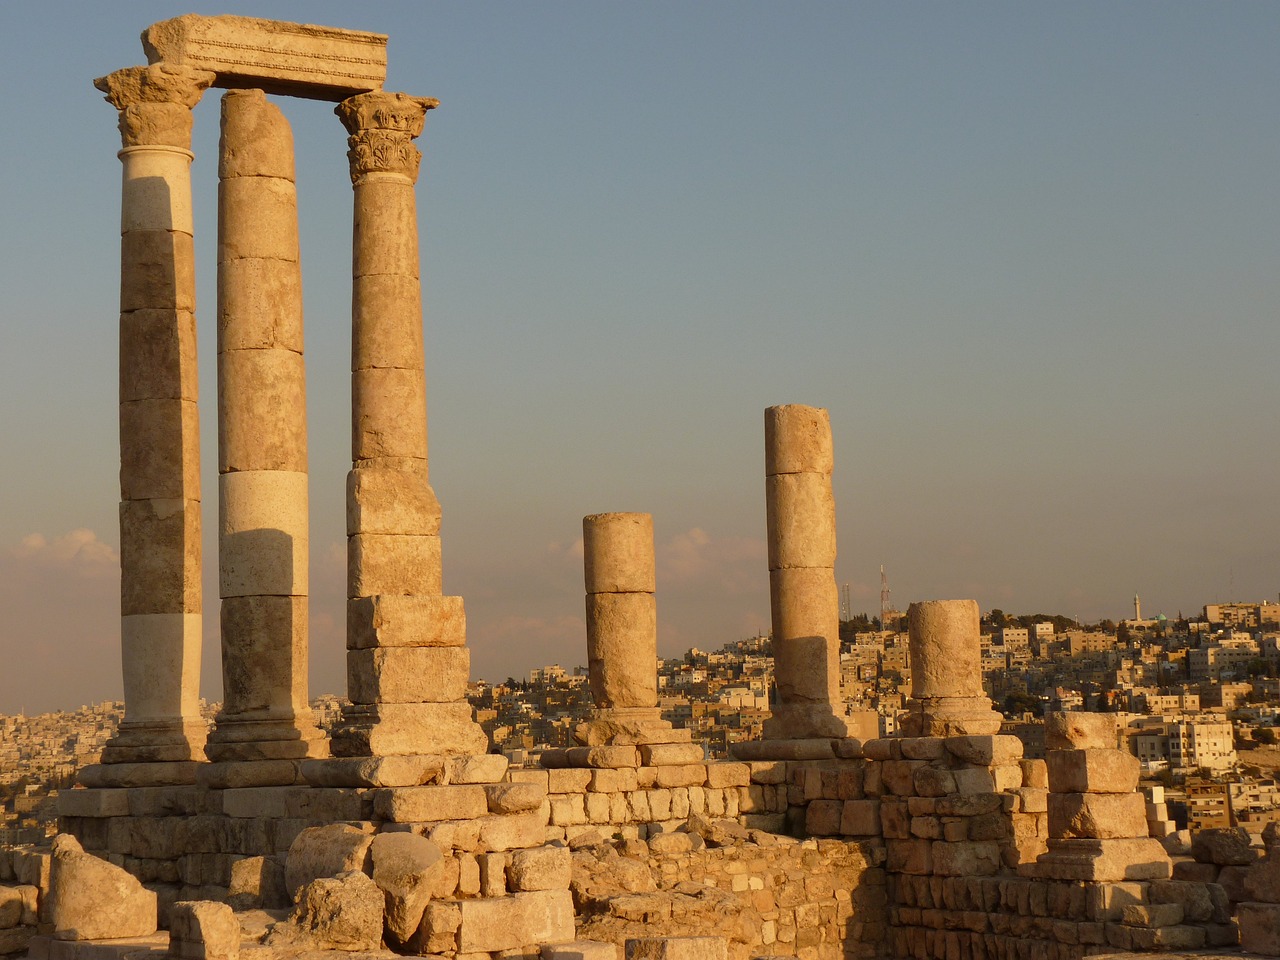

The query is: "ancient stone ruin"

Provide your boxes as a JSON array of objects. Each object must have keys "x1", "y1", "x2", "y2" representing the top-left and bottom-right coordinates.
[{"x1": 0, "y1": 12, "x2": 1274, "y2": 960}]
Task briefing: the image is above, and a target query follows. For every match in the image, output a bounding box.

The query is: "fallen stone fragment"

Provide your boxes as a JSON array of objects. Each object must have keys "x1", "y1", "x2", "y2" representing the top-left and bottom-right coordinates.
[{"x1": 48, "y1": 834, "x2": 158, "y2": 941}]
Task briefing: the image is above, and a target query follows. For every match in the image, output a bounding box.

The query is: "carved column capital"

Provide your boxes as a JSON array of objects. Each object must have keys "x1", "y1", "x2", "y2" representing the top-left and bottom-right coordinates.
[
  {"x1": 336, "y1": 91, "x2": 438, "y2": 184},
  {"x1": 94, "y1": 63, "x2": 216, "y2": 149}
]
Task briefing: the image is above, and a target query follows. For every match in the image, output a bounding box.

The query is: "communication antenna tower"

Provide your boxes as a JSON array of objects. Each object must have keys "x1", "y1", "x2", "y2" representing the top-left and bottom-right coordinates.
[
  {"x1": 840, "y1": 583, "x2": 851, "y2": 622},
  {"x1": 880, "y1": 564, "x2": 891, "y2": 632}
]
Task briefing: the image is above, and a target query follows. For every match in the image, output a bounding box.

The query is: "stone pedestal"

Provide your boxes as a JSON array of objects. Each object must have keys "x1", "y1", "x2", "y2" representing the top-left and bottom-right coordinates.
[
  {"x1": 88, "y1": 63, "x2": 216, "y2": 786},
  {"x1": 900, "y1": 600, "x2": 1002, "y2": 737},
  {"x1": 204, "y1": 89, "x2": 326, "y2": 785},
  {"x1": 574, "y1": 514, "x2": 687, "y2": 750},
  {"x1": 760, "y1": 405, "x2": 854, "y2": 742},
  {"x1": 321, "y1": 91, "x2": 487, "y2": 775}
]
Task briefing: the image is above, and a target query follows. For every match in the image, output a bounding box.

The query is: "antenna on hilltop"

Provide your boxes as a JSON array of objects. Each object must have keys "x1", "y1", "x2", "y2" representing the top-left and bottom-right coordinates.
[
  {"x1": 840, "y1": 583, "x2": 851, "y2": 622},
  {"x1": 880, "y1": 564, "x2": 891, "y2": 632}
]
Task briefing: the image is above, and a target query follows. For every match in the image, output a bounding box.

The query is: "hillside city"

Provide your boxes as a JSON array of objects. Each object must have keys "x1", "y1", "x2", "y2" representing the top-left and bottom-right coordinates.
[{"x1": 4, "y1": 598, "x2": 1279, "y2": 847}]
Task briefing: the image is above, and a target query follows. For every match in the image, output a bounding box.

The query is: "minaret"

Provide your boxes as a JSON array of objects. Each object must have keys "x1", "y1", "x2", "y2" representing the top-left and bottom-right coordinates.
[{"x1": 1134, "y1": 594, "x2": 1142, "y2": 622}]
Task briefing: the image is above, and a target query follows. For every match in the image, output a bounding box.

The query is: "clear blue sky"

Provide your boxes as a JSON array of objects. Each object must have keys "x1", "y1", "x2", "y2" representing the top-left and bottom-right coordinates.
[{"x1": 2, "y1": 3, "x2": 1277, "y2": 713}]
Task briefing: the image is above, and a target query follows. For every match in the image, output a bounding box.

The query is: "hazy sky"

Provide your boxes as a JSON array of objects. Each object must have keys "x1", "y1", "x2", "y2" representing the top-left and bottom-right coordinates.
[{"x1": 1, "y1": 3, "x2": 1277, "y2": 714}]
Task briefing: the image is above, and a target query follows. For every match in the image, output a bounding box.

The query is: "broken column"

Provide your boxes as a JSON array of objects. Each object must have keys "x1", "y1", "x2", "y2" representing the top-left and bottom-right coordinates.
[
  {"x1": 324, "y1": 90, "x2": 487, "y2": 771},
  {"x1": 1023, "y1": 712, "x2": 1171, "y2": 881},
  {"x1": 204, "y1": 88, "x2": 326, "y2": 784},
  {"x1": 575, "y1": 513, "x2": 687, "y2": 748},
  {"x1": 88, "y1": 63, "x2": 216, "y2": 787},
  {"x1": 762, "y1": 405, "x2": 854, "y2": 741},
  {"x1": 902, "y1": 600, "x2": 1003, "y2": 737}
]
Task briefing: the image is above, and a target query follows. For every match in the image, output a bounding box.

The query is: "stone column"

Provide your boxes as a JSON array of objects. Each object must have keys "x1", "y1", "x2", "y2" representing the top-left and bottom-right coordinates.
[
  {"x1": 326, "y1": 91, "x2": 486, "y2": 768},
  {"x1": 762, "y1": 405, "x2": 854, "y2": 740},
  {"x1": 903, "y1": 600, "x2": 1003, "y2": 736},
  {"x1": 203, "y1": 89, "x2": 326, "y2": 785},
  {"x1": 576, "y1": 514, "x2": 686, "y2": 747},
  {"x1": 87, "y1": 63, "x2": 215, "y2": 787}
]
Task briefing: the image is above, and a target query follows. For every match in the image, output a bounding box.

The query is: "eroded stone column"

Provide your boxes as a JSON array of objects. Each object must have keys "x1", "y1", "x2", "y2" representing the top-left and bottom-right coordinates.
[
  {"x1": 87, "y1": 63, "x2": 216, "y2": 787},
  {"x1": 203, "y1": 89, "x2": 326, "y2": 784},
  {"x1": 762, "y1": 405, "x2": 854, "y2": 740},
  {"x1": 903, "y1": 600, "x2": 1002, "y2": 736},
  {"x1": 325, "y1": 91, "x2": 487, "y2": 770},
  {"x1": 575, "y1": 514, "x2": 687, "y2": 748}
]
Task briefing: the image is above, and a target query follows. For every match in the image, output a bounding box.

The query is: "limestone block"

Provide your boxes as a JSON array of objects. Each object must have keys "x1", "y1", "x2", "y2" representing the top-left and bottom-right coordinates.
[
  {"x1": 566, "y1": 745, "x2": 640, "y2": 769},
  {"x1": 1240, "y1": 901, "x2": 1280, "y2": 956},
  {"x1": 290, "y1": 871, "x2": 383, "y2": 950},
  {"x1": 374, "y1": 785, "x2": 488, "y2": 823},
  {"x1": 944, "y1": 735, "x2": 1024, "y2": 766},
  {"x1": 1047, "y1": 793, "x2": 1148, "y2": 840},
  {"x1": 169, "y1": 900, "x2": 239, "y2": 960},
  {"x1": 479, "y1": 852, "x2": 507, "y2": 897},
  {"x1": 348, "y1": 533, "x2": 442, "y2": 599},
  {"x1": 477, "y1": 813, "x2": 546, "y2": 852},
  {"x1": 218, "y1": 595, "x2": 308, "y2": 715},
  {"x1": 418, "y1": 899, "x2": 461, "y2": 955},
  {"x1": 583, "y1": 513, "x2": 655, "y2": 593},
  {"x1": 115, "y1": 616, "x2": 204, "y2": 736},
  {"x1": 1192, "y1": 827, "x2": 1258, "y2": 866},
  {"x1": 485, "y1": 783, "x2": 545, "y2": 815},
  {"x1": 353, "y1": 274, "x2": 424, "y2": 369},
  {"x1": 120, "y1": 146, "x2": 195, "y2": 234},
  {"x1": 586, "y1": 592, "x2": 657, "y2": 709},
  {"x1": 227, "y1": 856, "x2": 287, "y2": 910},
  {"x1": 369, "y1": 832, "x2": 442, "y2": 946},
  {"x1": 639, "y1": 743, "x2": 704, "y2": 766},
  {"x1": 508, "y1": 845, "x2": 571, "y2": 892},
  {"x1": 218, "y1": 471, "x2": 308, "y2": 597},
  {"x1": 764, "y1": 404, "x2": 833, "y2": 475},
  {"x1": 806, "y1": 799, "x2": 842, "y2": 836},
  {"x1": 120, "y1": 399, "x2": 200, "y2": 499},
  {"x1": 1044, "y1": 712, "x2": 1118, "y2": 751},
  {"x1": 548, "y1": 769, "x2": 592, "y2": 793},
  {"x1": 450, "y1": 754, "x2": 509, "y2": 783},
  {"x1": 218, "y1": 90, "x2": 294, "y2": 180},
  {"x1": 351, "y1": 367, "x2": 428, "y2": 461},
  {"x1": 217, "y1": 350, "x2": 307, "y2": 472},
  {"x1": 456, "y1": 890, "x2": 575, "y2": 953},
  {"x1": 704, "y1": 763, "x2": 750, "y2": 789},
  {"x1": 217, "y1": 258, "x2": 303, "y2": 352},
  {"x1": 345, "y1": 594, "x2": 464, "y2": 650},
  {"x1": 347, "y1": 646, "x2": 468, "y2": 704},
  {"x1": 120, "y1": 229, "x2": 196, "y2": 313},
  {"x1": 352, "y1": 178, "x2": 420, "y2": 278},
  {"x1": 765, "y1": 472, "x2": 836, "y2": 570},
  {"x1": 218, "y1": 177, "x2": 299, "y2": 263},
  {"x1": 347, "y1": 462, "x2": 440, "y2": 537},
  {"x1": 121, "y1": 309, "x2": 198, "y2": 402},
  {"x1": 626, "y1": 937, "x2": 728, "y2": 960},
  {"x1": 543, "y1": 944, "x2": 619, "y2": 960},
  {"x1": 119, "y1": 499, "x2": 200, "y2": 616},
  {"x1": 57, "y1": 789, "x2": 131, "y2": 819},
  {"x1": 1020, "y1": 758, "x2": 1049, "y2": 789},
  {"x1": 907, "y1": 600, "x2": 983, "y2": 700},
  {"x1": 284, "y1": 825, "x2": 373, "y2": 901},
  {"x1": 1029, "y1": 837, "x2": 1171, "y2": 882},
  {"x1": 590, "y1": 768, "x2": 638, "y2": 792},
  {"x1": 48, "y1": 834, "x2": 157, "y2": 940},
  {"x1": 143, "y1": 15, "x2": 387, "y2": 101},
  {"x1": 1246, "y1": 852, "x2": 1280, "y2": 902},
  {"x1": 1046, "y1": 749, "x2": 1139, "y2": 795},
  {"x1": 330, "y1": 701, "x2": 486, "y2": 759},
  {"x1": 769, "y1": 567, "x2": 840, "y2": 662},
  {"x1": 302, "y1": 755, "x2": 444, "y2": 788}
]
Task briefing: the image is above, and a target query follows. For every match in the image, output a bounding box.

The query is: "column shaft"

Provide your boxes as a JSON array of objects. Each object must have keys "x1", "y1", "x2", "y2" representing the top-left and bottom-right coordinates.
[
  {"x1": 903, "y1": 599, "x2": 1002, "y2": 736},
  {"x1": 205, "y1": 89, "x2": 325, "y2": 776},
  {"x1": 92, "y1": 64, "x2": 214, "y2": 784}
]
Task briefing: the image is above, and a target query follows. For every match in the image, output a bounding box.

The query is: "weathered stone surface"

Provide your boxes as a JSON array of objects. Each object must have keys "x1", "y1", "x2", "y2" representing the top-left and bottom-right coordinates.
[
  {"x1": 284, "y1": 824, "x2": 373, "y2": 900},
  {"x1": 907, "y1": 600, "x2": 983, "y2": 700},
  {"x1": 348, "y1": 532, "x2": 441, "y2": 599},
  {"x1": 584, "y1": 513, "x2": 655, "y2": 594},
  {"x1": 449, "y1": 754, "x2": 509, "y2": 784},
  {"x1": 1240, "y1": 901, "x2": 1280, "y2": 956},
  {"x1": 289, "y1": 871, "x2": 383, "y2": 950},
  {"x1": 543, "y1": 943, "x2": 620, "y2": 960},
  {"x1": 1046, "y1": 749, "x2": 1139, "y2": 794},
  {"x1": 484, "y1": 782, "x2": 545, "y2": 814},
  {"x1": 626, "y1": 937, "x2": 729, "y2": 959},
  {"x1": 764, "y1": 404, "x2": 833, "y2": 475},
  {"x1": 1047, "y1": 792, "x2": 1149, "y2": 840},
  {"x1": 346, "y1": 462, "x2": 440, "y2": 538},
  {"x1": 1245, "y1": 848, "x2": 1280, "y2": 902},
  {"x1": 1192, "y1": 826, "x2": 1259, "y2": 866},
  {"x1": 373, "y1": 785, "x2": 489, "y2": 823},
  {"x1": 1044, "y1": 711, "x2": 1118, "y2": 750},
  {"x1": 508, "y1": 845, "x2": 572, "y2": 892},
  {"x1": 347, "y1": 645, "x2": 469, "y2": 704},
  {"x1": 369, "y1": 832, "x2": 443, "y2": 946},
  {"x1": 586, "y1": 592, "x2": 657, "y2": 711},
  {"x1": 456, "y1": 890, "x2": 575, "y2": 953},
  {"x1": 169, "y1": 900, "x2": 239, "y2": 960},
  {"x1": 48, "y1": 834, "x2": 158, "y2": 940},
  {"x1": 1027, "y1": 837, "x2": 1171, "y2": 881},
  {"x1": 143, "y1": 15, "x2": 388, "y2": 101},
  {"x1": 227, "y1": 856, "x2": 288, "y2": 910}
]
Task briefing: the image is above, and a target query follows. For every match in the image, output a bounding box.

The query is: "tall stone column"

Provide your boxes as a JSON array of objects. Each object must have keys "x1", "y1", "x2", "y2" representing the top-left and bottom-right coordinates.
[
  {"x1": 903, "y1": 600, "x2": 1002, "y2": 736},
  {"x1": 762, "y1": 405, "x2": 855, "y2": 740},
  {"x1": 203, "y1": 89, "x2": 326, "y2": 785},
  {"x1": 87, "y1": 63, "x2": 215, "y2": 787},
  {"x1": 326, "y1": 91, "x2": 486, "y2": 769},
  {"x1": 576, "y1": 514, "x2": 687, "y2": 747}
]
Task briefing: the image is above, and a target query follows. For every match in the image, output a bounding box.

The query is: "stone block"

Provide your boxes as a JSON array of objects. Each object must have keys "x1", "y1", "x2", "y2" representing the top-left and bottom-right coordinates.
[
  {"x1": 284, "y1": 824, "x2": 373, "y2": 900},
  {"x1": 347, "y1": 462, "x2": 440, "y2": 537},
  {"x1": 347, "y1": 532, "x2": 441, "y2": 599},
  {"x1": 227, "y1": 856, "x2": 287, "y2": 910},
  {"x1": 347, "y1": 645, "x2": 469, "y2": 704},
  {"x1": 806, "y1": 799, "x2": 843, "y2": 836},
  {"x1": 120, "y1": 400, "x2": 200, "y2": 501},
  {"x1": 120, "y1": 229, "x2": 196, "y2": 313},
  {"x1": 217, "y1": 176, "x2": 299, "y2": 263},
  {"x1": 765, "y1": 472, "x2": 836, "y2": 569},
  {"x1": 1047, "y1": 792, "x2": 1149, "y2": 840},
  {"x1": 48, "y1": 835, "x2": 157, "y2": 940},
  {"x1": 548, "y1": 769, "x2": 593, "y2": 793},
  {"x1": 654, "y1": 765, "x2": 707, "y2": 789},
  {"x1": 765, "y1": 404, "x2": 833, "y2": 475},
  {"x1": 932, "y1": 841, "x2": 1001, "y2": 877},
  {"x1": 352, "y1": 367, "x2": 429, "y2": 460},
  {"x1": 216, "y1": 350, "x2": 306, "y2": 473},
  {"x1": 291, "y1": 871, "x2": 383, "y2": 950},
  {"x1": 583, "y1": 513, "x2": 655, "y2": 593},
  {"x1": 1044, "y1": 712, "x2": 1117, "y2": 750},
  {"x1": 841, "y1": 799, "x2": 880, "y2": 836},
  {"x1": 566, "y1": 745, "x2": 640, "y2": 769},
  {"x1": 121, "y1": 309, "x2": 198, "y2": 402},
  {"x1": 217, "y1": 258, "x2": 303, "y2": 352},
  {"x1": 639, "y1": 743, "x2": 704, "y2": 766},
  {"x1": 374, "y1": 785, "x2": 488, "y2": 823},
  {"x1": 586, "y1": 593, "x2": 658, "y2": 710},
  {"x1": 1029, "y1": 837, "x2": 1171, "y2": 882},
  {"x1": 944, "y1": 735, "x2": 1023, "y2": 766},
  {"x1": 478, "y1": 814, "x2": 547, "y2": 852},
  {"x1": 625, "y1": 937, "x2": 729, "y2": 960},
  {"x1": 1192, "y1": 826, "x2": 1258, "y2": 866},
  {"x1": 1240, "y1": 901, "x2": 1280, "y2": 956},
  {"x1": 485, "y1": 783, "x2": 545, "y2": 814},
  {"x1": 543, "y1": 944, "x2": 619, "y2": 960},
  {"x1": 351, "y1": 177, "x2": 421, "y2": 278},
  {"x1": 353, "y1": 273, "x2": 425, "y2": 368},
  {"x1": 369, "y1": 833, "x2": 442, "y2": 946},
  {"x1": 57, "y1": 789, "x2": 131, "y2": 819},
  {"x1": 1045, "y1": 749, "x2": 1139, "y2": 794},
  {"x1": 456, "y1": 890, "x2": 575, "y2": 953},
  {"x1": 508, "y1": 846, "x2": 572, "y2": 892},
  {"x1": 590, "y1": 768, "x2": 638, "y2": 792},
  {"x1": 1020, "y1": 758, "x2": 1048, "y2": 788},
  {"x1": 169, "y1": 900, "x2": 239, "y2": 960}
]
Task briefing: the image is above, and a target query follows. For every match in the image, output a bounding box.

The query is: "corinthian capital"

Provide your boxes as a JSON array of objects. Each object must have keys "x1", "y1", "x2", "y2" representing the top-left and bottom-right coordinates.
[
  {"x1": 94, "y1": 63, "x2": 216, "y2": 149},
  {"x1": 336, "y1": 91, "x2": 438, "y2": 184}
]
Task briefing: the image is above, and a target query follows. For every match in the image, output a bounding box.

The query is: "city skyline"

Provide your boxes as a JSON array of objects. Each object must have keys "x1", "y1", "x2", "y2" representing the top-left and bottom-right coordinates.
[{"x1": 2, "y1": 3, "x2": 1278, "y2": 714}]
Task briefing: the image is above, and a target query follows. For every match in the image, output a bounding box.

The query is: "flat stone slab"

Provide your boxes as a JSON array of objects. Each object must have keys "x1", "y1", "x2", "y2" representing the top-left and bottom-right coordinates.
[{"x1": 142, "y1": 15, "x2": 387, "y2": 101}]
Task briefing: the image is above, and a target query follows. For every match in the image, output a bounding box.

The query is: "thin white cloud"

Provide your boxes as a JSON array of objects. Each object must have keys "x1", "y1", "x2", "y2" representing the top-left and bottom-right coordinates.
[
  {"x1": 9, "y1": 528, "x2": 118, "y2": 577},
  {"x1": 658, "y1": 526, "x2": 765, "y2": 594}
]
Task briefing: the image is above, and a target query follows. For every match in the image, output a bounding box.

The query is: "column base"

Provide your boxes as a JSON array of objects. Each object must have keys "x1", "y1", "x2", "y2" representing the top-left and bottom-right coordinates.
[
  {"x1": 899, "y1": 696, "x2": 1004, "y2": 737},
  {"x1": 329, "y1": 701, "x2": 488, "y2": 758},
  {"x1": 1018, "y1": 837, "x2": 1172, "y2": 882},
  {"x1": 78, "y1": 760, "x2": 201, "y2": 787},
  {"x1": 196, "y1": 758, "x2": 313, "y2": 789},
  {"x1": 573, "y1": 707, "x2": 690, "y2": 746},
  {"x1": 761, "y1": 703, "x2": 860, "y2": 740},
  {"x1": 98, "y1": 718, "x2": 207, "y2": 765},
  {"x1": 204, "y1": 713, "x2": 329, "y2": 763}
]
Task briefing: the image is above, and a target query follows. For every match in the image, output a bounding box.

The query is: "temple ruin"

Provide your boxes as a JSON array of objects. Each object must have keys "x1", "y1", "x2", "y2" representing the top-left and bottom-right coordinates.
[{"x1": 0, "y1": 13, "x2": 1276, "y2": 960}]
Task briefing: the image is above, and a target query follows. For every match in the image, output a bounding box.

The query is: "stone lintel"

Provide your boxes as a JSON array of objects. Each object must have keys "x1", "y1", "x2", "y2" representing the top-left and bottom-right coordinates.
[{"x1": 143, "y1": 15, "x2": 387, "y2": 102}]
